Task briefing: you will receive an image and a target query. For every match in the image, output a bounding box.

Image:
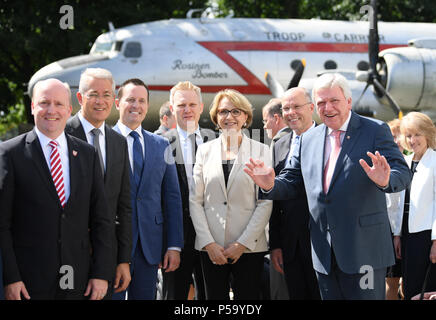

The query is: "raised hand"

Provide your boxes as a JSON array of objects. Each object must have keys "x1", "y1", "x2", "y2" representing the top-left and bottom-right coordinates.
[
  {"x1": 359, "y1": 151, "x2": 390, "y2": 188},
  {"x1": 243, "y1": 158, "x2": 276, "y2": 191}
]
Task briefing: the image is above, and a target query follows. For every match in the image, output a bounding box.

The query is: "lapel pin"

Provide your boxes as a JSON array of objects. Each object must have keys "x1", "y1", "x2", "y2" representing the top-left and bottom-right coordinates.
[{"x1": 72, "y1": 150, "x2": 78, "y2": 157}]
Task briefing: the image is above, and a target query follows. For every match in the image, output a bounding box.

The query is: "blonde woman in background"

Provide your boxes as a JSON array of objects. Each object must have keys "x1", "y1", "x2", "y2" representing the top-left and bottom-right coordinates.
[
  {"x1": 394, "y1": 112, "x2": 436, "y2": 299},
  {"x1": 385, "y1": 118, "x2": 404, "y2": 300},
  {"x1": 189, "y1": 89, "x2": 272, "y2": 300}
]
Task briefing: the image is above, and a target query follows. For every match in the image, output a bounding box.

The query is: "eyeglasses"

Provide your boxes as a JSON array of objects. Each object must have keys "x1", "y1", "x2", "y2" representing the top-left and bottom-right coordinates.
[
  {"x1": 85, "y1": 92, "x2": 114, "y2": 101},
  {"x1": 282, "y1": 102, "x2": 311, "y2": 112},
  {"x1": 218, "y1": 108, "x2": 243, "y2": 117}
]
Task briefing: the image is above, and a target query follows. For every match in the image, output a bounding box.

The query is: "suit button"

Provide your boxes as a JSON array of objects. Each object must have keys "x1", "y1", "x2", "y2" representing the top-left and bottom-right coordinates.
[
  {"x1": 224, "y1": 202, "x2": 227, "y2": 205},
  {"x1": 61, "y1": 214, "x2": 66, "y2": 219}
]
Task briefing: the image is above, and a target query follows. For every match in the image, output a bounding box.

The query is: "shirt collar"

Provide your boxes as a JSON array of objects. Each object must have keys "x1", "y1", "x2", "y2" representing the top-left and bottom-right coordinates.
[
  {"x1": 116, "y1": 121, "x2": 143, "y2": 139},
  {"x1": 35, "y1": 126, "x2": 68, "y2": 149},
  {"x1": 177, "y1": 125, "x2": 201, "y2": 140},
  {"x1": 78, "y1": 111, "x2": 105, "y2": 136},
  {"x1": 327, "y1": 111, "x2": 352, "y2": 136},
  {"x1": 293, "y1": 121, "x2": 316, "y2": 137}
]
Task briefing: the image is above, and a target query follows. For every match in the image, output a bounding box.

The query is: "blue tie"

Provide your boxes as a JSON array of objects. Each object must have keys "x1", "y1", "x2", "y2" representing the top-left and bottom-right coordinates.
[{"x1": 130, "y1": 131, "x2": 144, "y2": 187}]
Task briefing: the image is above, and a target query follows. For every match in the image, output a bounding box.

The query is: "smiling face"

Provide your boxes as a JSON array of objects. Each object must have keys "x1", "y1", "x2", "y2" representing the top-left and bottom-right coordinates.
[
  {"x1": 281, "y1": 88, "x2": 314, "y2": 135},
  {"x1": 217, "y1": 97, "x2": 248, "y2": 133},
  {"x1": 31, "y1": 79, "x2": 72, "y2": 139},
  {"x1": 314, "y1": 86, "x2": 352, "y2": 130},
  {"x1": 115, "y1": 83, "x2": 148, "y2": 130},
  {"x1": 77, "y1": 77, "x2": 114, "y2": 128},
  {"x1": 404, "y1": 128, "x2": 428, "y2": 159}
]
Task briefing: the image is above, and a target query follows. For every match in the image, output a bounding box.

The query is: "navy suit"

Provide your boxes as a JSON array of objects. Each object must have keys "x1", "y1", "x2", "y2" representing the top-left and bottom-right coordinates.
[
  {"x1": 262, "y1": 112, "x2": 412, "y2": 299},
  {"x1": 112, "y1": 125, "x2": 183, "y2": 300}
]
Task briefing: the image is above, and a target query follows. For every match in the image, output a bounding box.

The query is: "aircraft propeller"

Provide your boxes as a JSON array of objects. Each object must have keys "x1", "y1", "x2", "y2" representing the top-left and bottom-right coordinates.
[
  {"x1": 355, "y1": 0, "x2": 403, "y2": 119},
  {"x1": 264, "y1": 58, "x2": 306, "y2": 98}
]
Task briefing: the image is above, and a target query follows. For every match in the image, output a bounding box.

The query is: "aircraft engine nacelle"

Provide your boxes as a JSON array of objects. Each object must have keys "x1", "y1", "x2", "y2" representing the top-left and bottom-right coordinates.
[{"x1": 379, "y1": 40, "x2": 436, "y2": 112}]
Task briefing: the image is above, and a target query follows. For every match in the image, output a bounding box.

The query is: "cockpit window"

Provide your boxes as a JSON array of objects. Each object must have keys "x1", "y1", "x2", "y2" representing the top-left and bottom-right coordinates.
[
  {"x1": 124, "y1": 42, "x2": 142, "y2": 58},
  {"x1": 91, "y1": 41, "x2": 113, "y2": 54}
]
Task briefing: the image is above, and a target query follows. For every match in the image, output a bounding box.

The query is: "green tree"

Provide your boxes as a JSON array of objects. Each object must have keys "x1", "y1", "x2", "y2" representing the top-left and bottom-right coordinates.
[{"x1": 0, "y1": 0, "x2": 208, "y2": 134}]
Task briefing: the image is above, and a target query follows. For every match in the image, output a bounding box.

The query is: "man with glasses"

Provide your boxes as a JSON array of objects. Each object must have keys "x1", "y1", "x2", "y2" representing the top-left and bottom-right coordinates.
[
  {"x1": 245, "y1": 73, "x2": 411, "y2": 299},
  {"x1": 269, "y1": 87, "x2": 320, "y2": 300},
  {"x1": 66, "y1": 68, "x2": 132, "y2": 299}
]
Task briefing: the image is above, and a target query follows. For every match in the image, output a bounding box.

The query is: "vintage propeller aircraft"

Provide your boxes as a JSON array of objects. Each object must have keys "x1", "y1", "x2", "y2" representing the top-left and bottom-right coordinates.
[{"x1": 27, "y1": 3, "x2": 436, "y2": 131}]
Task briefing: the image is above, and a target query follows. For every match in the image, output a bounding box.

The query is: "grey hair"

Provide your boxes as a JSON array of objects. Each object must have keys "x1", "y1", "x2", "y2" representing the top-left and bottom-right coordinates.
[
  {"x1": 312, "y1": 73, "x2": 351, "y2": 102},
  {"x1": 79, "y1": 68, "x2": 115, "y2": 94}
]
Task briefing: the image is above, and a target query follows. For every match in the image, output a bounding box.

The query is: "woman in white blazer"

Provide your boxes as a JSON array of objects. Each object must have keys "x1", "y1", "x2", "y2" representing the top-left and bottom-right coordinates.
[
  {"x1": 393, "y1": 112, "x2": 436, "y2": 299},
  {"x1": 189, "y1": 89, "x2": 272, "y2": 300}
]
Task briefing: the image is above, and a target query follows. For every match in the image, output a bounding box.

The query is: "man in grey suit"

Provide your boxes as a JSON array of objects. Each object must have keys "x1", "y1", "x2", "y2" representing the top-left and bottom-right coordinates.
[
  {"x1": 154, "y1": 101, "x2": 176, "y2": 135},
  {"x1": 65, "y1": 68, "x2": 132, "y2": 298},
  {"x1": 245, "y1": 73, "x2": 412, "y2": 299}
]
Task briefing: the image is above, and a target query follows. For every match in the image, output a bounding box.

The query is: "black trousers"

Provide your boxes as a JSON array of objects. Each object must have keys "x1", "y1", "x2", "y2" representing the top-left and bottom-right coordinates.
[
  {"x1": 162, "y1": 247, "x2": 205, "y2": 300},
  {"x1": 200, "y1": 251, "x2": 265, "y2": 300},
  {"x1": 401, "y1": 229, "x2": 436, "y2": 300},
  {"x1": 282, "y1": 235, "x2": 321, "y2": 300}
]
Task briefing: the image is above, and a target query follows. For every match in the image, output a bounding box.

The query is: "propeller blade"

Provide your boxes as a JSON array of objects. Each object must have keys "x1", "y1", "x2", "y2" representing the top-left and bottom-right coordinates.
[
  {"x1": 354, "y1": 82, "x2": 371, "y2": 109},
  {"x1": 287, "y1": 58, "x2": 306, "y2": 89},
  {"x1": 265, "y1": 72, "x2": 285, "y2": 98},
  {"x1": 373, "y1": 78, "x2": 402, "y2": 117},
  {"x1": 368, "y1": 0, "x2": 379, "y2": 75}
]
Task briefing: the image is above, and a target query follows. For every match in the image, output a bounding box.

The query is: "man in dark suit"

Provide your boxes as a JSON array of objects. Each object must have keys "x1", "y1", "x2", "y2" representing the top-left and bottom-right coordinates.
[
  {"x1": 245, "y1": 73, "x2": 412, "y2": 299},
  {"x1": 269, "y1": 87, "x2": 320, "y2": 300},
  {"x1": 0, "y1": 79, "x2": 113, "y2": 300},
  {"x1": 262, "y1": 97, "x2": 291, "y2": 300},
  {"x1": 112, "y1": 78, "x2": 183, "y2": 300},
  {"x1": 162, "y1": 81, "x2": 215, "y2": 300},
  {"x1": 65, "y1": 68, "x2": 132, "y2": 298}
]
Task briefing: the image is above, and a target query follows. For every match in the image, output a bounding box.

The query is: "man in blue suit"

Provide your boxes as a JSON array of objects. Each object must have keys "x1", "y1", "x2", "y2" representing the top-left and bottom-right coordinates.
[
  {"x1": 112, "y1": 78, "x2": 183, "y2": 300},
  {"x1": 245, "y1": 73, "x2": 411, "y2": 299}
]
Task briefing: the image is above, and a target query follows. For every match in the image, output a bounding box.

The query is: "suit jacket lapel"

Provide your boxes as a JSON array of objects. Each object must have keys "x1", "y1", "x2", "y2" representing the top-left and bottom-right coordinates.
[
  {"x1": 67, "y1": 114, "x2": 87, "y2": 141},
  {"x1": 104, "y1": 125, "x2": 115, "y2": 185},
  {"x1": 65, "y1": 134, "x2": 80, "y2": 208},
  {"x1": 137, "y1": 129, "x2": 150, "y2": 189},
  {"x1": 329, "y1": 112, "x2": 362, "y2": 190},
  {"x1": 275, "y1": 132, "x2": 293, "y2": 168},
  {"x1": 209, "y1": 138, "x2": 227, "y2": 196},
  {"x1": 25, "y1": 130, "x2": 60, "y2": 203}
]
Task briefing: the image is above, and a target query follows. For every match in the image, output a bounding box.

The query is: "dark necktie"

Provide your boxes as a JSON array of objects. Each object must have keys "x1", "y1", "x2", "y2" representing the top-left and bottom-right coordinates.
[
  {"x1": 91, "y1": 128, "x2": 105, "y2": 177},
  {"x1": 130, "y1": 130, "x2": 144, "y2": 187},
  {"x1": 189, "y1": 133, "x2": 198, "y2": 168}
]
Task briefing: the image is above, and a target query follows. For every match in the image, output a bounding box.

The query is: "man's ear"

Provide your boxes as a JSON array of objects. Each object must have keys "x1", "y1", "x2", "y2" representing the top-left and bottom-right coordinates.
[
  {"x1": 76, "y1": 91, "x2": 83, "y2": 105},
  {"x1": 115, "y1": 99, "x2": 120, "y2": 110}
]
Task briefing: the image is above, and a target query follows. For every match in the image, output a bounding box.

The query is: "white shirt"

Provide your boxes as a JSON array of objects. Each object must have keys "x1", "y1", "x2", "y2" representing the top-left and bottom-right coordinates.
[
  {"x1": 35, "y1": 127, "x2": 71, "y2": 203},
  {"x1": 176, "y1": 125, "x2": 203, "y2": 190},
  {"x1": 78, "y1": 111, "x2": 107, "y2": 170},
  {"x1": 114, "y1": 121, "x2": 145, "y2": 172}
]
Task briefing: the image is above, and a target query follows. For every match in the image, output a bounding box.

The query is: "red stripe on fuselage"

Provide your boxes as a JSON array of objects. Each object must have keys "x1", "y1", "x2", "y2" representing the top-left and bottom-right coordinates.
[{"x1": 148, "y1": 41, "x2": 405, "y2": 95}]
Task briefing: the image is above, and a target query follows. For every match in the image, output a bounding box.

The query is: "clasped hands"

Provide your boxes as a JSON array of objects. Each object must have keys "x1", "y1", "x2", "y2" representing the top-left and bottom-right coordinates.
[
  {"x1": 204, "y1": 242, "x2": 246, "y2": 265},
  {"x1": 243, "y1": 151, "x2": 390, "y2": 190}
]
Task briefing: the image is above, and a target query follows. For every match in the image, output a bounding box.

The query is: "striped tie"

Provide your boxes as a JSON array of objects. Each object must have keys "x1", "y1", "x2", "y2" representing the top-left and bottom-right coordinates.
[{"x1": 49, "y1": 140, "x2": 66, "y2": 208}]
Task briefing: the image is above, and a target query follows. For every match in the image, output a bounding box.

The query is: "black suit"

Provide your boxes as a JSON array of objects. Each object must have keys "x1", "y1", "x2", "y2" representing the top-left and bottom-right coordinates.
[
  {"x1": 0, "y1": 130, "x2": 114, "y2": 299},
  {"x1": 161, "y1": 128, "x2": 216, "y2": 300},
  {"x1": 65, "y1": 115, "x2": 132, "y2": 296},
  {"x1": 269, "y1": 131, "x2": 320, "y2": 300}
]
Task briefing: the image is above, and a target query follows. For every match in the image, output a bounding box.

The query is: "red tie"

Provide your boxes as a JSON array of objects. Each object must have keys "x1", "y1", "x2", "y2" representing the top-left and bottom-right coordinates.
[
  {"x1": 49, "y1": 140, "x2": 66, "y2": 208},
  {"x1": 323, "y1": 130, "x2": 342, "y2": 194}
]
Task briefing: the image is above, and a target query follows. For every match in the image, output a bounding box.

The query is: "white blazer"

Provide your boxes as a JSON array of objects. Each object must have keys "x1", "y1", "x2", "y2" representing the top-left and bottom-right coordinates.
[
  {"x1": 189, "y1": 134, "x2": 273, "y2": 253},
  {"x1": 394, "y1": 148, "x2": 436, "y2": 239}
]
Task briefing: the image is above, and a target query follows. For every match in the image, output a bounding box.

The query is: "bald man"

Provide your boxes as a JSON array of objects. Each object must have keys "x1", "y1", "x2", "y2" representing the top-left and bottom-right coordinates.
[{"x1": 0, "y1": 79, "x2": 114, "y2": 300}]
